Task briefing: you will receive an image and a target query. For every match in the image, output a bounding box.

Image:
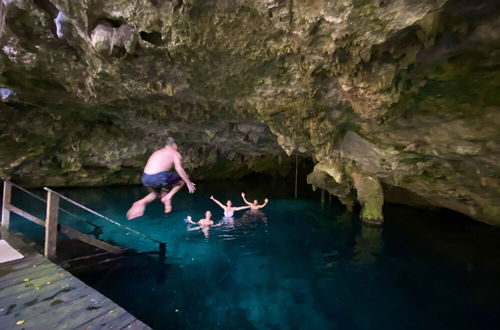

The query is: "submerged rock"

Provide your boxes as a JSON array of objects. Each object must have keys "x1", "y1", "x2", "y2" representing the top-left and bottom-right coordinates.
[{"x1": 0, "y1": 0, "x2": 499, "y2": 225}]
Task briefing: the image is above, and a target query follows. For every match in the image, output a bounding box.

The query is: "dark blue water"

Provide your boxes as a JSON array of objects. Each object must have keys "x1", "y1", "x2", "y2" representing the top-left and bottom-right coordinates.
[{"x1": 7, "y1": 178, "x2": 500, "y2": 330}]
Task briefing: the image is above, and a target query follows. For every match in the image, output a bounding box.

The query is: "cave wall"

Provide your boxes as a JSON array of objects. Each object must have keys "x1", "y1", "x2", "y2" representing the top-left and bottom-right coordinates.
[{"x1": 0, "y1": 0, "x2": 499, "y2": 225}]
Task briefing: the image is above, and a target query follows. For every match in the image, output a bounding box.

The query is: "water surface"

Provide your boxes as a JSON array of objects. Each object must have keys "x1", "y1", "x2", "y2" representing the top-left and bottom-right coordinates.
[{"x1": 8, "y1": 178, "x2": 500, "y2": 329}]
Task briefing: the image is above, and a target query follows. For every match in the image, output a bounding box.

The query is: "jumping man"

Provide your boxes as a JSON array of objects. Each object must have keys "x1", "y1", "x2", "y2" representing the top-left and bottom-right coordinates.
[{"x1": 126, "y1": 137, "x2": 196, "y2": 220}]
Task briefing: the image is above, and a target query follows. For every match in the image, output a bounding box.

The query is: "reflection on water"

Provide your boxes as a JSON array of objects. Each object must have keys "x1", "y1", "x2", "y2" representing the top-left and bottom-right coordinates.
[
  {"x1": 351, "y1": 224, "x2": 383, "y2": 266},
  {"x1": 6, "y1": 180, "x2": 500, "y2": 330}
]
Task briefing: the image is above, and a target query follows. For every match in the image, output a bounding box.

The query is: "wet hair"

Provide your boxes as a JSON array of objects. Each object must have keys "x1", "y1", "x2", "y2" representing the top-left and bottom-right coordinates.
[{"x1": 165, "y1": 137, "x2": 176, "y2": 146}]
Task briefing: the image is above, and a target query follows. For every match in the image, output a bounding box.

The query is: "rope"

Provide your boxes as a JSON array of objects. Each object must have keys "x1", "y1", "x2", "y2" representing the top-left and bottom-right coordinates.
[
  {"x1": 7, "y1": 180, "x2": 101, "y2": 229},
  {"x1": 44, "y1": 187, "x2": 163, "y2": 244}
]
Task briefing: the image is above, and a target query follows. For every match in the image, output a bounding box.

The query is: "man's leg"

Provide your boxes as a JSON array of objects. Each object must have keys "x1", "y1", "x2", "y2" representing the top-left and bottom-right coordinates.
[
  {"x1": 160, "y1": 182, "x2": 185, "y2": 213},
  {"x1": 127, "y1": 192, "x2": 157, "y2": 220}
]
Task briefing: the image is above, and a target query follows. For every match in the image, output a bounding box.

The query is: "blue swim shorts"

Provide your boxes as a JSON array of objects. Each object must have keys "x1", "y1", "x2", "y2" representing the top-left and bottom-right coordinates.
[{"x1": 142, "y1": 171, "x2": 183, "y2": 194}]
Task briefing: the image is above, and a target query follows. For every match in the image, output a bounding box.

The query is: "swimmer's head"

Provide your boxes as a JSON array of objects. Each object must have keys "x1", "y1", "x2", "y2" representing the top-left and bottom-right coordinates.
[
  {"x1": 226, "y1": 200, "x2": 232, "y2": 207},
  {"x1": 253, "y1": 200, "x2": 258, "y2": 205},
  {"x1": 205, "y1": 210, "x2": 212, "y2": 218}
]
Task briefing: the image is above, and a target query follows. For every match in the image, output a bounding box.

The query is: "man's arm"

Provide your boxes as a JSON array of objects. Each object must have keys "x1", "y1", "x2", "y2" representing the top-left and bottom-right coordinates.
[
  {"x1": 210, "y1": 195, "x2": 226, "y2": 209},
  {"x1": 174, "y1": 152, "x2": 196, "y2": 193},
  {"x1": 258, "y1": 198, "x2": 269, "y2": 209},
  {"x1": 241, "y1": 192, "x2": 252, "y2": 206}
]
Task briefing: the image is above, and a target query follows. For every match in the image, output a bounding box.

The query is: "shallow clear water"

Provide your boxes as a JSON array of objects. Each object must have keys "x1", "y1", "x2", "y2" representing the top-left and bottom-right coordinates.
[{"x1": 8, "y1": 178, "x2": 500, "y2": 330}]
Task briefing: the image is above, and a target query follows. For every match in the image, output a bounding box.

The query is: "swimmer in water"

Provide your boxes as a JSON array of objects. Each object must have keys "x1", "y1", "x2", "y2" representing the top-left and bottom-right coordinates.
[
  {"x1": 241, "y1": 192, "x2": 269, "y2": 212},
  {"x1": 186, "y1": 210, "x2": 219, "y2": 238},
  {"x1": 209, "y1": 195, "x2": 250, "y2": 219}
]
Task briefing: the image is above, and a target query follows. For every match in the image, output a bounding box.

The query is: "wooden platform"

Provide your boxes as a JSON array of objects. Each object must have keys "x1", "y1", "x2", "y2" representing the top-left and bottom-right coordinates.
[{"x1": 0, "y1": 228, "x2": 151, "y2": 329}]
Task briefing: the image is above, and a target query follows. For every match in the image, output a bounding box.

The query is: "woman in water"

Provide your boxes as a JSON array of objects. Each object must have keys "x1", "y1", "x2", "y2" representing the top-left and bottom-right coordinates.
[{"x1": 209, "y1": 195, "x2": 250, "y2": 219}]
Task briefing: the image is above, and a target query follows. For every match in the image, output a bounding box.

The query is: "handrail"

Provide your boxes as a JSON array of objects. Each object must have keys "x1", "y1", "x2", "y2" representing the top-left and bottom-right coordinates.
[
  {"x1": 7, "y1": 180, "x2": 101, "y2": 230},
  {"x1": 1, "y1": 178, "x2": 166, "y2": 260},
  {"x1": 43, "y1": 187, "x2": 164, "y2": 245}
]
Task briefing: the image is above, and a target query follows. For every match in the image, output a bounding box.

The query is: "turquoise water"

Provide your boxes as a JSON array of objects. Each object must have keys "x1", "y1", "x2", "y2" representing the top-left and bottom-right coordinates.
[{"x1": 7, "y1": 178, "x2": 500, "y2": 330}]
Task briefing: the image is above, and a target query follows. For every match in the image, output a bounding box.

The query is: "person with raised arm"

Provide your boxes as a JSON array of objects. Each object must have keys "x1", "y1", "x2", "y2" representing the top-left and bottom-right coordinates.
[
  {"x1": 185, "y1": 210, "x2": 220, "y2": 238},
  {"x1": 209, "y1": 195, "x2": 250, "y2": 219},
  {"x1": 126, "y1": 137, "x2": 196, "y2": 220},
  {"x1": 241, "y1": 192, "x2": 269, "y2": 212}
]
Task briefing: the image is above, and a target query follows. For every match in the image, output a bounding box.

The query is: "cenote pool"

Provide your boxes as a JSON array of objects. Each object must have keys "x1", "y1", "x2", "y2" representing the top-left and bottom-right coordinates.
[{"x1": 8, "y1": 177, "x2": 500, "y2": 330}]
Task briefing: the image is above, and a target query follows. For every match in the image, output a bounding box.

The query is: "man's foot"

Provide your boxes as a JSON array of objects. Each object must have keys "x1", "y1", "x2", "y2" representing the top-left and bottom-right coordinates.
[
  {"x1": 127, "y1": 202, "x2": 145, "y2": 220},
  {"x1": 161, "y1": 196, "x2": 172, "y2": 214}
]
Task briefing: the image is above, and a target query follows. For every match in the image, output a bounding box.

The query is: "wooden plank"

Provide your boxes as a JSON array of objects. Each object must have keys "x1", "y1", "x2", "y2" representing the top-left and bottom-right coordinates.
[
  {"x1": 30, "y1": 294, "x2": 118, "y2": 330},
  {"x1": 10, "y1": 282, "x2": 94, "y2": 316},
  {"x1": 0, "y1": 264, "x2": 67, "y2": 301},
  {"x1": 1, "y1": 181, "x2": 11, "y2": 229},
  {"x1": 0, "y1": 281, "x2": 97, "y2": 328},
  {"x1": 44, "y1": 191, "x2": 59, "y2": 259},
  {"x1": 0, "y1": 257, "x2": 55, "y2": 286},
  {"x1": 122, "y1": 319, "x2": 151, "y2": 329},
  {"x1": 59, "y1": 225, "x2": 123, "y2": 254},
  {"x1": 8, "y1": 205, "x2": 45, "y2": 226},
  {"x1": 77, "y1": 306, "x2": 134, "y2": 329},
  {"x1": 101, "y1": 309, "x2": 138, "y2": 329},
  {"x1": 0, "y1": 261, "x2": 58, "y2": 290},
  {"x1": 0, "y1": 258, "x2": 126, "y2": 329},
  {"x1": 0, "y1": 275, "x2": 74, "y2": 309}
]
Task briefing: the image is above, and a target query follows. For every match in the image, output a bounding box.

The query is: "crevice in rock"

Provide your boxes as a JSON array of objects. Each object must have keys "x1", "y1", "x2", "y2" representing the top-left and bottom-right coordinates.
[
  {"x1": 0, "y1": 2, "x2": 6, "y2": 38},
  {"x1": 33, "y1": 0, "x2": 58, "y2": 16},
  {"x1": 95, "y1": 17, "x2": 122, "y2": 29},
  {"x1": 172, "y1": 0, "x2": 183, "y2": 13},
  {"x1": 148, "y1": 0, "x2": 159, "y2": 7},
  {"x1": 139, "y1": 31, "x2": 165, "y2": 46},
  {"x1": 377, "y1": 0, "x2": 389, "y2": 8}
]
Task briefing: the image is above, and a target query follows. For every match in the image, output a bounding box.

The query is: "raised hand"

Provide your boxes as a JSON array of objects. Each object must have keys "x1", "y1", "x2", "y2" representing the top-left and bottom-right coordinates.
[
  {"x1": 241, "y1": 192, "x2": 245, "y2": 197},
  {"x1": 265, "y1": 198, "x2": 269, "y2": 203}
]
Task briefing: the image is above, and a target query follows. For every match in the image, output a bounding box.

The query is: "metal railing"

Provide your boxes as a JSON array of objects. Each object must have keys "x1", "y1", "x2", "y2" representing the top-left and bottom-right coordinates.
[{"x1": 1, "y1": 179, "x2": 166, "y2": 261}]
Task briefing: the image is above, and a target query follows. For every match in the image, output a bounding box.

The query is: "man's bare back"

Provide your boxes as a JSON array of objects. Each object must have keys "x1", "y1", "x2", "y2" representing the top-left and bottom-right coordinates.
[{"x1": 144, "y1": 147, "x2": 177, "y2": 174}]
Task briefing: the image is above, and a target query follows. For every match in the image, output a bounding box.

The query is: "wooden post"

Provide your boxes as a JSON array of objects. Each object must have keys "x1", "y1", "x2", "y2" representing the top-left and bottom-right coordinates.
[
  {"x1": 1, "y1": 181, "x2": 12, "y2": 229},
  {"x1": 44, "y1": 190, "x2": 59, "y2": 259}
]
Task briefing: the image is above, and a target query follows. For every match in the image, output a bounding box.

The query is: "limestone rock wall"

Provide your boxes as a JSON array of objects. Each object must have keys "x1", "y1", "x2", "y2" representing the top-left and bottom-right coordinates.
[{"x1": 0, "y1": 0, "x2": 499, "y2": 225}]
